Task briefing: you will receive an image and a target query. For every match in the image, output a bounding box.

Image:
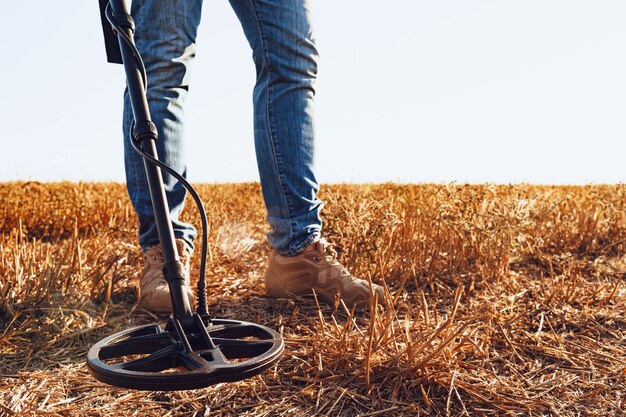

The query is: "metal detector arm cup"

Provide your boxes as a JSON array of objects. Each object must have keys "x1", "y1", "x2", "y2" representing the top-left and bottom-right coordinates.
[{"x1": 98, "y1": 0, "x2": 123, "y2": 63}]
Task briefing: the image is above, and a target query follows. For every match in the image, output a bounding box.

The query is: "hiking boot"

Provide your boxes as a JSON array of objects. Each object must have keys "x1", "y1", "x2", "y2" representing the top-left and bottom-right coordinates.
[
  {"x1": 265, "y1": 239, "x2": 385, "y2": 309},
  {"x1": 139, "y1": 239, "x2": 196, "y2": 312}
]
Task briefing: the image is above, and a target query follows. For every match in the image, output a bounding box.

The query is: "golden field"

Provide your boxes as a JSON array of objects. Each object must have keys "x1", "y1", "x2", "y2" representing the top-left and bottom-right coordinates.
[{"x1": 0, "y1": 182, "x2": 625, "y2": 416}]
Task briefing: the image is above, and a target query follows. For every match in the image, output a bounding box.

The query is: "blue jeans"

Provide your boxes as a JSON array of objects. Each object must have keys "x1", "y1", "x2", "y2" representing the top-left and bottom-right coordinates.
[{"x1": 124, "y1": 0, "x2": 323, "y2": 256}]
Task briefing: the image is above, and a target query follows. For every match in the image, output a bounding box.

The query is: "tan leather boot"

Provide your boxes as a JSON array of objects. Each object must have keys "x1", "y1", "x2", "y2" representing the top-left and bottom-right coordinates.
[
  {"x1": 138, "y1": 239, "x2": 196, "y2": 312},
  {"x1": 265, "y1": 239, "x2": 384, "y2": 309}
]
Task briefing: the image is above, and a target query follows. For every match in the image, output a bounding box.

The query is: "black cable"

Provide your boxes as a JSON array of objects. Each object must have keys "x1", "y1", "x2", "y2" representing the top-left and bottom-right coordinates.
[
  {"x1": 105, "y1": 3, "x2": 148, "y2": 89},
  {"x1": 106, "y1": 5, "x2": 211, "y2": 320},
  {"x1": 129, "y1": 136, "x2": 211, "y2": 319}
]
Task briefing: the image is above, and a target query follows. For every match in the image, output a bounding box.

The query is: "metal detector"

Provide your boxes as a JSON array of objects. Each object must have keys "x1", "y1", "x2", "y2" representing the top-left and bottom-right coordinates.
[{"x1": 86, "y1": 0, "x2": 284, "y2": 391}]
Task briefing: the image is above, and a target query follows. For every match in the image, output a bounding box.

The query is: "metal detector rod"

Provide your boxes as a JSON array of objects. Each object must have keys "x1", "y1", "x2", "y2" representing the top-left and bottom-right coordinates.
[{"x1": 107, "y1": 0, "x2": 192, "y2": 319}]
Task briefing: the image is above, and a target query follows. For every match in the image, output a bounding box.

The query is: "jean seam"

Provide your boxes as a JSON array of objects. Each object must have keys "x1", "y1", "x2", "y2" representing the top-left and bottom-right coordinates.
[
  {"x1": 247, "y1": 0, "x2": 295, "y2": 245},
  {"x1": 125, "y1": 107, "x2": 141, "y2": 239},
  {"x1": 288, "y1": 233, "x2": 319, "y2": 256}
]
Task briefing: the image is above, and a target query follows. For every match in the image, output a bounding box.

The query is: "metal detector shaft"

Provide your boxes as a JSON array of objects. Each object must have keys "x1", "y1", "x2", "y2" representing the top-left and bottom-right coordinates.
[
  {"x1": 108, "y1": 0, "x2": 192, "y2": 319},
  {"x1": 89, "y1": 1, "x2": 285, "y2": 390}
]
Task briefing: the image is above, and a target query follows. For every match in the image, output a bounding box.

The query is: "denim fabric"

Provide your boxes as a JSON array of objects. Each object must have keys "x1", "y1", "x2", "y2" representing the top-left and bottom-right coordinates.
[{"x1": 124, "y1": 0, "x2": 323, "y2": 255}]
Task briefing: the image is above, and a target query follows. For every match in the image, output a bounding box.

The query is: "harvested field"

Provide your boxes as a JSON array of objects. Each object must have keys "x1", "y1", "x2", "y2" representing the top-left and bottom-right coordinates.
[{"x1": 0, "y1": 182, "x2": 625, "y2": 416}]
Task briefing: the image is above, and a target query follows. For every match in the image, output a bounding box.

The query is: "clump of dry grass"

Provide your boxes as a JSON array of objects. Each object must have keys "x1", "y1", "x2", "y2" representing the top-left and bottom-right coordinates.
[{"x1": 0, "y1": 182, "x2": 625, "y2": 416}]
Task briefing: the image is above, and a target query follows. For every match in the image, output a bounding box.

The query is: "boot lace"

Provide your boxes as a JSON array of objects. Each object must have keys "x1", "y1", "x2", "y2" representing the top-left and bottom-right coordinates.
[{"x1": 318, "y1": 239, "x2": 353, "y2": 279}]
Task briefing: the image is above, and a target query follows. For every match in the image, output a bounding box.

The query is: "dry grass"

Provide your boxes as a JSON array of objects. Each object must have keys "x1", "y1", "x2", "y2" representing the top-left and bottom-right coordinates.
[{"x1": 0, "y1": 181, "x2": 625, "y2": 416}]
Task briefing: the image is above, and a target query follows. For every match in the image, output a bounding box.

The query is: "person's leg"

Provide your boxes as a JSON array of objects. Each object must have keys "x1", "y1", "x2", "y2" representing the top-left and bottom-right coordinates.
[
  {"x1": 124, "y1": 0, "x2": 203, "y2": 312},
  {"x1": 123, "y1": 0, "x2": 203, "y2": 251},
  {"x1": 229, "y1": 0, "x2": 384, "y2": 308},
  {"x1": 228, "y1": 0, "x2": 323, "y2": 256}
]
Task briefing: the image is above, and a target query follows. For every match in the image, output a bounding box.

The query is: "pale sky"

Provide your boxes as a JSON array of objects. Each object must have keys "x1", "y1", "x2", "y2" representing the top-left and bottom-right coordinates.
[{"x1": 1, "y1": 1, "x2": 625, "y2": 184}]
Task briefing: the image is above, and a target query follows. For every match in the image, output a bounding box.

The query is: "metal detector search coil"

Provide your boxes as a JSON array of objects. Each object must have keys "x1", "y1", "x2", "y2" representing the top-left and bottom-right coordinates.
[
  {"x1": 87, "y1": 0, "x2": 284, "y2": 390},
  {"x1": 87, "y1": 318, "x2": 284, "y2": 391}
]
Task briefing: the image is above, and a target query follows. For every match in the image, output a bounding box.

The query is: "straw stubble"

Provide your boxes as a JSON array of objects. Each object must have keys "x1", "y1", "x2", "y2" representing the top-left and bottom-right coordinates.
[{"x1": 0, "y1": 182, "x2": 625, "y2": 416}]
